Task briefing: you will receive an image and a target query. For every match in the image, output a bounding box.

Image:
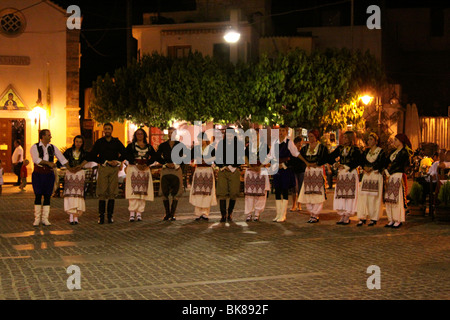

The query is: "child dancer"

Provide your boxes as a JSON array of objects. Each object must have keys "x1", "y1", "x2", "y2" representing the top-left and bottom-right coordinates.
[{"x1": 19, "y1": 159, "x2": 29, "y2": 190}]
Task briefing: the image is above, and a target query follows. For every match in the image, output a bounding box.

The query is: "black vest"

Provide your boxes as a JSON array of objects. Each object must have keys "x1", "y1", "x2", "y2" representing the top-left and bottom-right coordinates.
[{"x1": 36, "y1": 143, "x2": 55, "y2": 162}]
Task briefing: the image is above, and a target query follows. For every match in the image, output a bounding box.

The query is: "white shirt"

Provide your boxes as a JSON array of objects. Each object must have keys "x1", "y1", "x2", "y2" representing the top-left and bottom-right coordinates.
[
  {"x1": 265, "y1": 137, "x2": 300, "y2": 162},
  {"x1": 12, "y1": 145, "x2": 23, "y2": 164},
  {"x1": 427, "y1": 161, "x2": 440, "y2": 182},
  {"x1": 30, "y1": 142, "x2": 68, "y2": 166}
]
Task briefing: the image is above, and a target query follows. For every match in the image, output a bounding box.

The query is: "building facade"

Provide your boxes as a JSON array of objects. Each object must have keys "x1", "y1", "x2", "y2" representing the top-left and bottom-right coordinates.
[{"x1": 0, "y1": 0, "x2": 81, "y2": 172}]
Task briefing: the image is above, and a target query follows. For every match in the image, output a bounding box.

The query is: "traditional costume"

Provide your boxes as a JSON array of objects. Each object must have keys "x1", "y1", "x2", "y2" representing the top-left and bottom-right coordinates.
[
  {"x1": 356, "y1": 143, "x2": 387, "y2": 226},
  {"x1": 329, "y1": 144, "x2": 362, "y2": 224},
  {"x1": 125, "y1": 142, "x2": 157, "y2": 222},
  {"x1": 156, "y1": 139, "x2": 188, "y2": 221},
  {"x1": 63, "y1": 147, "x2": 88, "y2": 224},
  {"x1": 384, "y1": 134, "x2": 412, "y2": 228},
  {"x1": 30, "y1": 142, "x2": 68, "y2": 226},
  {"x1": 244, "y1": 165, "x2": 270, "y2": 221},
  {"x1": 297, "y1": 142, "x2": 329, "y2": 223},
  {"x1": 215, "y1": 132, "x2": 245, "y2": 222},
  {"x1": 190, "y1": 143, "x2": 217, "y2": 221},
  {"x1": 88, "y1": 136, "x2": 128, "y2": 224},
  {"x1": 266, "y1": 137, "x2": 300, "y2": 222}
]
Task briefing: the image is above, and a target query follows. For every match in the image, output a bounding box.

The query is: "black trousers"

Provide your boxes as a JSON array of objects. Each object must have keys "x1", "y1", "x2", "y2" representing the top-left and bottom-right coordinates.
[
  {"x1": 161, "y1": 174, "x2": 181, "y2": 199},
  {"x1": 14, "y1": 162, "x2": 23, "y2": 184}
]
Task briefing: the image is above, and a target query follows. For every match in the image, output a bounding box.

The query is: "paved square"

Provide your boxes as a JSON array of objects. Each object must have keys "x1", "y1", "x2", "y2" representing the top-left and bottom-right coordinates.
[{"x1": 0, "y1": 183, "x2": 449, "y2": 300}]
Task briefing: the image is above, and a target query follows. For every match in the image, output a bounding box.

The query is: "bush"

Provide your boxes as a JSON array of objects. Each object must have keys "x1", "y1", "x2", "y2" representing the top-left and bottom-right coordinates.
[
  {"x1": 409, "y1": 182, "x2": 424, "y2": 206},
  {"x1": 438, "y1": 181, "x2": 450, "y2": 207}
]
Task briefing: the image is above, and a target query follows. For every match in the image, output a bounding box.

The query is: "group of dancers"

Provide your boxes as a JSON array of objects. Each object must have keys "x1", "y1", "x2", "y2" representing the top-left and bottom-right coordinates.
[{"x1": 29, "y1": 123, "x2": 412, "y2": 229}]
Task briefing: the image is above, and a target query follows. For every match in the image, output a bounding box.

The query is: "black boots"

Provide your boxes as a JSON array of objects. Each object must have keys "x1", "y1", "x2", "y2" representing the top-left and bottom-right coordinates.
[
  {"x1": 220, "y1": 200, "x2": 227, "y2": 222},
  {"x1": 99, "y1": 200, "x2": 114, "y2": 224},
  {"x1": 228, "y1": 199, "x2": 236, "y2": 222},
  {"x1": 170, "y1": 200, "x2": 178, "y2": 221},
  {"x1": 98, "y1": 200, "x2": 106, "y2": 224},
  {"x1": 220, "y1": 199, "x2": 235, "y2": 222},
  {"x1": 163, "y1": 199, "x2": 178, "y2": 221},
  {"x1": 163, "y1": 200, "x2": 170, "y2": 220},
  {"x1": 107, "y1": 199, "x2": 115, "y2": 223}
]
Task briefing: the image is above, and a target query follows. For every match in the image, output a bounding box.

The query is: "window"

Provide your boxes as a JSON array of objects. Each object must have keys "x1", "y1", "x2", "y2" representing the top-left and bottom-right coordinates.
[
  {"x1": 213, "y1": 43, "x2": 230, "y2": 63},
  {"x1": 167, "y1": 45, "x2": 191, "y2": 58},
  {"x1": 0, "y1": 8, "x2": 26, "y2": 37}
]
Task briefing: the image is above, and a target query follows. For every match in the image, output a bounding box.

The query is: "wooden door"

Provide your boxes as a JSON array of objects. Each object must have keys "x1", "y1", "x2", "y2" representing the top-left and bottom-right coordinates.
[
  {"x1": 0, "y1": 118, "x2": 26, "y2": 173},
  {"x1": 0, "y1": 119, "x2": 12, "y2": 172}
]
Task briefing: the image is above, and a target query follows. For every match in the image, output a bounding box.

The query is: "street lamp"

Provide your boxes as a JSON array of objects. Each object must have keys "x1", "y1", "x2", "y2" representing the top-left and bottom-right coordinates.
[
  {"x1": 28, "y1": 106, "x2": 47, "y2": 135},
  {"x1": 224, "y1": 29, "x2": 240, "y2": 43},
  {"x1": 360, "y1": 95, "x2": 373, "y2": 106}
]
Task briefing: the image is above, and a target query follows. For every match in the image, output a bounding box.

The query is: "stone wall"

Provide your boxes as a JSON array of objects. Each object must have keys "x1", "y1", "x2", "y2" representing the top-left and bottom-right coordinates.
[{"x1": 66, "y1": 28, "x2": 81, "y2": 145}]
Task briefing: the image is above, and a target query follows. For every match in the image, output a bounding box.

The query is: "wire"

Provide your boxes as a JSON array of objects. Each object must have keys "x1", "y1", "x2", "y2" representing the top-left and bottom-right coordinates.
[
  {"x1": 9, "y1": 0, "x2": 353, "y2": 34},
  {"x1": 10, "y1": 0, "x2": 45, "y2": 14},
  {"x1": 269, "y1": 0, "x2": 351, "y2": 18},
  {"x1": 81, "y1": 32, "x2": 111, "y2": 57}
]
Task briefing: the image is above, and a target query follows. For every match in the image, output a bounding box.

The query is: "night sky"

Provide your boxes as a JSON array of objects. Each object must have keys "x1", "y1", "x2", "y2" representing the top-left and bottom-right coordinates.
[{"x1": 50, "y1": 0, "x2": 449, "y2": 117}]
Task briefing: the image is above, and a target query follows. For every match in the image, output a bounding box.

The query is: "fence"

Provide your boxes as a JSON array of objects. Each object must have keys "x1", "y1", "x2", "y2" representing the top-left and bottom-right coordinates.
[{"x1": 420, "y1": 117, "x2": 450, "y2": 150}]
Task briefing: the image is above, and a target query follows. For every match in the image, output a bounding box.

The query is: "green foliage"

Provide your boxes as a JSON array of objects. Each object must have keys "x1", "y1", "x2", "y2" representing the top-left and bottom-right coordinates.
[
  {"x1": 89, "y1": 49, "x2": 386, "y2": 130},
  {"x1": 409, "y1": 182, "x2": 424, "y2": 206},
  {"x1": 438, "y1": 181, "x2": 450, "y2": 207}
]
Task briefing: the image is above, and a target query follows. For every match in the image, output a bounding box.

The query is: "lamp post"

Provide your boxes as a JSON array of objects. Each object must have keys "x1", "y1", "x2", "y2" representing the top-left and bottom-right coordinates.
[
  {"x1": 375, "y1": 97, "x2": 382, "y2": 138},
  {"x1": 360, "y1": 94, "x2": 382, "y2": 138},
  {"x1": 224, "y1": 9, "x2": 241, "y2": 64},
  {"x1": 28, "y1": 106, "x2": 47, "y2": 138}
]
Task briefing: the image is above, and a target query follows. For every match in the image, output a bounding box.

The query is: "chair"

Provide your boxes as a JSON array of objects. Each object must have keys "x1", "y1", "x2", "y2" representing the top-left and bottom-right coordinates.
[{"x1": 84, "y1": 166, "x2": 98, "y2": 198}]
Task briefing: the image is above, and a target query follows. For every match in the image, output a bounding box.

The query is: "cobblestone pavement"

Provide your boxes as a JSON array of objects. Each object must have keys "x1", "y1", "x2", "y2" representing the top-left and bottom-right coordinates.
[{"x1": 0, "y1": 183, "x2": 449, "y2": 302}]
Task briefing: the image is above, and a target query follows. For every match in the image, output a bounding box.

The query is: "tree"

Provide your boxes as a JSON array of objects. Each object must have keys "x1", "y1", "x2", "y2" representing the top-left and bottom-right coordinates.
[{"x1": 89, "y1": 49, "x2": 386, "y2": 131}]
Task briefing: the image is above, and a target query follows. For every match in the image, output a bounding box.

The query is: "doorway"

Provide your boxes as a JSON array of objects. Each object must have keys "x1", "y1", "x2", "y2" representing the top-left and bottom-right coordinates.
[{"x1": 0, "y1": 118, "x2": 26, "y2": 173}]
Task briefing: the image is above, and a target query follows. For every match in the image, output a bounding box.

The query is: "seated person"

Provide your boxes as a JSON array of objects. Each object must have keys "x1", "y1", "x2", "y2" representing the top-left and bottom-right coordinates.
[{"x1": 415, "y1": 152, "x2": 440, "y2": 203}]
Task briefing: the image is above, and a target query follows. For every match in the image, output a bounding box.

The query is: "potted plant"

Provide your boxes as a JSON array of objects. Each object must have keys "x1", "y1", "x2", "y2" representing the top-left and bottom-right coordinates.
[
  {"x1": 408, "y1": 182, "x2": 426, "y2": 215},
  {"x1": 435, "y1": 181, "x2": 450, "y2": 221}
]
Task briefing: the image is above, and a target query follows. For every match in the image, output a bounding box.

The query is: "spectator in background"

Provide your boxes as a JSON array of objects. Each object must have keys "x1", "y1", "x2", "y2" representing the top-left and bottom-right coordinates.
[
  {"x1": 0, "y1": 160, "x2": 3, "y2": 195},
  {"x1": 19, "y1": 159, "x2": 29, "y2": 191},
  {"x1": 12, "y1": 139, "x2": 24, "y2": 186}
]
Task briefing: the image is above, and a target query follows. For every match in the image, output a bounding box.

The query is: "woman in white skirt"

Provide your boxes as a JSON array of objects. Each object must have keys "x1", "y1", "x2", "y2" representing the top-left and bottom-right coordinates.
[
  {"x1": 356, "y1": 133, "x2": 387, "y2": 226},
  {"x1": 384, "y1": 134, "x2": 412, "y2": 229},
  {"x1": 244, "y1": 162, "x2": 270, "y2": 222},
  {"x1": 63, "y1": 135, "x2": 88, "y2": 225},
  {"x1": 328, "y1": 131, "x2": 362, "y2": 225},
  {"x1": 190, "y1": 132, "x2": 217, "y2": 221},
  {"x1": 297, "y1": 129, "x2": 329, "y2": 223},
  {"x1": 125, "y1": 129, "x2": 157, "y2": 222}
]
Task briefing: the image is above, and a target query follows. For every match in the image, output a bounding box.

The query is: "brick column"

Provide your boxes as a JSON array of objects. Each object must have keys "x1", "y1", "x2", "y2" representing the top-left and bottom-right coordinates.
[{"x1": 66, "y1": 28, "x2": 81, "y2": 146}]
